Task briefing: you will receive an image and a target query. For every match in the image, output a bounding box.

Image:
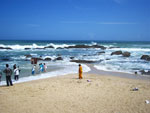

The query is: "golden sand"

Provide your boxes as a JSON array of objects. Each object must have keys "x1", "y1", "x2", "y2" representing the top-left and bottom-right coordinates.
[{"x1": 0, "y1": 74, "x2": 150, "y2": 113}]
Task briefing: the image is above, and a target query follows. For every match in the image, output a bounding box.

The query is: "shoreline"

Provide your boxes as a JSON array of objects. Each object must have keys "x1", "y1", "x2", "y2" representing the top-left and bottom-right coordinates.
[{"x1": 0, "y1": 63, "x2": 150, "y2": 86}]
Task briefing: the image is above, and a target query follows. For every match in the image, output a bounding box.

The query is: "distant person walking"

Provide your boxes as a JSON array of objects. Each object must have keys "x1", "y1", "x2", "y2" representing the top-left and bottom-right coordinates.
[
  {"x1": 14, "y1": 66, "x2": 20, "y2": 81},
  {"x1": 0, "y1": 70, "x2": 2, "y2": 82},
  {"x1": 79, "y1": 64, "x2": 83, "y2": 79},
  {"x1": 3, "y1": 64, "x2": 13, "y2": 86}
]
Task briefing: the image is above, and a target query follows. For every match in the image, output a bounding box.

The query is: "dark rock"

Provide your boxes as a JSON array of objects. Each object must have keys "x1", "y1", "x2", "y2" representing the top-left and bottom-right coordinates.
[
  {"x1": 97, "y1": 51, "x2": 105, "y2": 55},
  {"x1": 56, "y1": 47, "x2": 64, "y2": 49},
  {"x1": 108, "y1": 47, "x2": 120, "y2": 49},
  {"x1": 35, "y1": 48, "x2": 45, "y2": 49},
  {"x1": 141, "y1": 55, "x2": 150, "y2": 61},
  {"x1": 0, "y1": 47, "x2": 12, "y2": 50},
  {"x1": 106, "y1": 59, "x2": 110, "y2": 60},
  {"x1": 2, "y1": 58, "x2": 10, "y2": 61},
  {"x1": 55, "y1": 57, "x2": 63, "y2": 60},
  {"x1": 70, "y1": 60, "x2": 96, "y2": 63},
  {"x1": 139, "y1": 70, "x2": 150, "y2": 75},
  {"x1": 70, "y1": 57, "x2": 75, "y2": 59},
  {"x1": 44, "y1": 46, "x2": 54, "y2": 49},
  {"x1": 44, "y1": 58, "x2": 52, "y2": 61},
  {"x1": 83, "y1": 55, "x2": 87, "y2": 56},
  {"x1": 5, "y1": 47, "x2": 12, "y2": 50},
  {"x1": 111, "y1": 51, "x2": 122, "y2": 55},
  {"x1": 64, "y1": 44, "x2": 106, "y2": 49},
  {"x1": 91, "y1": 45, "x2": 106, "y2": 50},
  {"x1": 25, "y1": 54, "x2": 32, "y2": 58},
  {"x1": 122, "y1": 52, "x2": 131, "y2": 57},
  {"x1": 24, "y1": 48, "x2": 31, "y2": 50}
]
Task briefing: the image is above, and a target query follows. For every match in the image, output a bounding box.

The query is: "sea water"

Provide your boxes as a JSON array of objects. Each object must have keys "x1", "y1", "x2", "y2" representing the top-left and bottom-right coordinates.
[{"x1": 0, "y1": 40, "x2": 150, "y2": 85}]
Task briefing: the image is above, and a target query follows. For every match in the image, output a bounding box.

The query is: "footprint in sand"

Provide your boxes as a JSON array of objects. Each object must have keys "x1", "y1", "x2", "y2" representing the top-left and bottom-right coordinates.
[{"x1": 77, "y1": 81, "x2": 82, "y2": 83}]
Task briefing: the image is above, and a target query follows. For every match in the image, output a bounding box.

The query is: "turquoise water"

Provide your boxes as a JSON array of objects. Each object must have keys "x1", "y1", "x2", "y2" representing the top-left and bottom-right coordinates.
[{"x1": 0, "y1": 40, "x2": 150, "y2": 83}]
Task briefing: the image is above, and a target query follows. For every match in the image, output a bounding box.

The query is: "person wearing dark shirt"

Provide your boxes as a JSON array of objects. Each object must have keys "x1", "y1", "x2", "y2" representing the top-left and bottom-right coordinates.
[{"x1": 3, "y1": 64, "x2": 13, "y2": 86}]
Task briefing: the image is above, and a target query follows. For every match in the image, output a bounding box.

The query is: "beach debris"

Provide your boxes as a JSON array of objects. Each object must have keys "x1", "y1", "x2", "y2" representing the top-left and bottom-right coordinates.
[
  {"x1": 145, "y1": 100, "x2": 149, "y2": 104},
  {"x1": 132, "y1": 87, "x2": 139, "y2": 91},
  {"x1": 87, "y1": 80, "x2": 91, "y2": 82}
]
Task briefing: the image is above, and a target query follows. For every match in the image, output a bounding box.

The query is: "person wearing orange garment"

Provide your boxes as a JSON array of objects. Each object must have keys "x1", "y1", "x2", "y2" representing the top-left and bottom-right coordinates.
[{"x1": 79, "y1": 64, "x2": 83, "y2": 79}]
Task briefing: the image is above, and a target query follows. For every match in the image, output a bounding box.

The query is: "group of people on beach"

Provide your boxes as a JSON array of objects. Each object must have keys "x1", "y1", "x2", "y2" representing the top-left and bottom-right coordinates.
[
  {"x1": 0, "y1": 64, "x2": 20, "y2": 86},
  {"x1": 0, "y1": 63, "x2": 82, "y2": 86},
  {"x1": 32, "y1": 63, "x2": 47, "y2": 75}
]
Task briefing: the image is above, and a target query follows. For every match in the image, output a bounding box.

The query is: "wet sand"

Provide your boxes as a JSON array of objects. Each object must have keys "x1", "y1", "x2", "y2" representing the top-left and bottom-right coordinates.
[{"x1": 0, "y1": 73, "x2": 150, "y2": 113}]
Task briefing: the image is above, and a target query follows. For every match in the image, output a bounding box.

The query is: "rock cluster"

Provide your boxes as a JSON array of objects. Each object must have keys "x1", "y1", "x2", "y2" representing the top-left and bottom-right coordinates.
[{"x1": 111, "y1": 51, "x2": 131, "y2": 57}]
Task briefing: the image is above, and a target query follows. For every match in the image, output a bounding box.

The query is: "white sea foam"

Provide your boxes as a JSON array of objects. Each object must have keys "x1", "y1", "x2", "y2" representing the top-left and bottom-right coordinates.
[
  {"x1": 91, "y1": 42, "x2": 97, "y2": 45},
  {"x1": 0, "y1": 43, "x2": 44, "y2": 50},
  {"x1": 111, "y1": 48, "x2": 150, "y2": 52},
  {"x1": 46, "y1": 43, "x2": 75, "y2": 49},
  {"x1": 94, "y1": 64, "x2": 133, "y2": 74},
  {"x1": 0, "y1": 43, "x2": 76, "y2": 50}
]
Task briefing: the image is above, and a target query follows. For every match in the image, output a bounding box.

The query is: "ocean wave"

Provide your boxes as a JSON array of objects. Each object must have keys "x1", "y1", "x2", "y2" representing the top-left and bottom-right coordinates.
[
  {"x1": 46, "y1": 43, "x2": 75, "y2": 49},
  {"x1": 0, "y1": 43, "x2": 44, "y2": 50},
  {"x1": 0, "y1": 43, "x2": 76, "y2": 50},
  {"x1": 0, "y1": 42, "x2": 107, "y2": 50}
]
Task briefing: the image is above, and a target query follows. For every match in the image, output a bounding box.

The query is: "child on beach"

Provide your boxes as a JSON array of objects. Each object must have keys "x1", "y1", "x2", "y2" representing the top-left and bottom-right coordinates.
[
  {"x1": 14, "y1": 66, "x2": 20, "y2": 81},
  {"x1": 44, "y1": 63, "x2": 47, "y2": 72}
]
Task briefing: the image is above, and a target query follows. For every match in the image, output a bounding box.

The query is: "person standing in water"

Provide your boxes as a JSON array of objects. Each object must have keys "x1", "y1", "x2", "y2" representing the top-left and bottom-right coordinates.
[
  {"x1": 32, "y1": 65, "x2": 36, "y2": 75},
  {"x1": 3, "y1": 64, "x2": 13, "y2": 86},
  {"x1": 13, "y1": 64, "x2": 16, "y2": 70},
  {"x1": 44, "y1": 63, "x2": 47, "y2": 72},
  {"x1": 79, "y1": 64, "x2": 83, "y2": 79},
  {"x1": 14, "y1": 66, "x2": 20, "y2": 81}
]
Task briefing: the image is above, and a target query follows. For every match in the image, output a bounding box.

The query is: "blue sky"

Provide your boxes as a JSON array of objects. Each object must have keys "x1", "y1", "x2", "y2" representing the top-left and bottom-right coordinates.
[{"x1": 0, "y1": 0, "x2": 149, "y2": 41}]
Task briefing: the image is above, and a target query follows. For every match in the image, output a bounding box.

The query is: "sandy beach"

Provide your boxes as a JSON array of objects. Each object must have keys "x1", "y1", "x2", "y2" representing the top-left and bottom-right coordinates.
[{"x1": 0, "y1": 73, "x2": 150, "y2": 113}]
